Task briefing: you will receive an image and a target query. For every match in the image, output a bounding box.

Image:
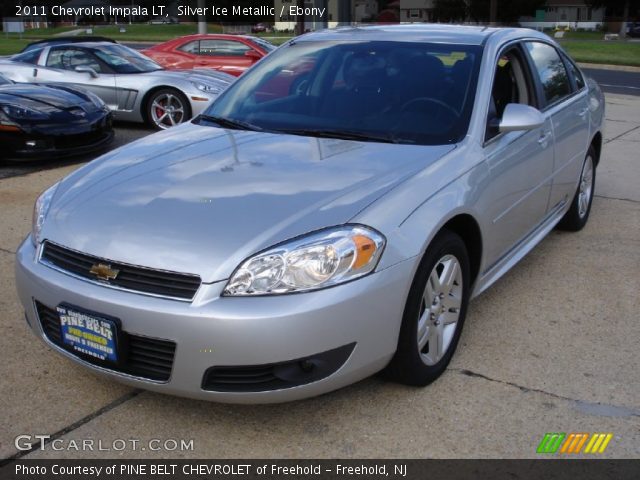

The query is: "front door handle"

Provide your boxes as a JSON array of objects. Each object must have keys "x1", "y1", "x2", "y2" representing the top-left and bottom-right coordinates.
[{"x1": 538, "y1": 131, "x2": 552, "y2": 146}]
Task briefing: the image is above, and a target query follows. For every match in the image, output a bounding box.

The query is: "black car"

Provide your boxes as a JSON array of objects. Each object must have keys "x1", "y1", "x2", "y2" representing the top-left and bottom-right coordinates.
[
  {"x1": 0, "y1": 75, "x2": 113, "y2": 161},
  {"x1": 20, "y1": 36, "x2": 117, "y2": 53}
]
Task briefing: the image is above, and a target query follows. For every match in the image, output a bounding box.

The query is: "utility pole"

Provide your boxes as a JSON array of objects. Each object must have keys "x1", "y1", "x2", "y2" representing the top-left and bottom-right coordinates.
[
  {"x1": 197, "y1": 0, "x2": 207, "y2": 34},
  {"x1": 619, "y1": 0, "x2": 629, "y2": 38},
  {"x1": 295, "y1": 0, "x2": 306, "y2": 36},
  {"x1": 489, "y1": 0, "x2": 497, "y2": 26}
]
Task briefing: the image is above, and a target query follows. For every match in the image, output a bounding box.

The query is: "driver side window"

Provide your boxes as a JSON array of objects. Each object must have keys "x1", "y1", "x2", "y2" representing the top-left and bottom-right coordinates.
[
  {"x1": 47, "y1": 49, "x2": 102, "y2": 73},
  {"x1": 485, "y1": 48, "x2": 534, "y2": 141}
]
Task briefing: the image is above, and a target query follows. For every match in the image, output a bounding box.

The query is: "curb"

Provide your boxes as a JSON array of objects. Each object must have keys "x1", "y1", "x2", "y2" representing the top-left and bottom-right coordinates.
[{"x1": 578, "y1": 63, "x2": 640, "y2": 73}]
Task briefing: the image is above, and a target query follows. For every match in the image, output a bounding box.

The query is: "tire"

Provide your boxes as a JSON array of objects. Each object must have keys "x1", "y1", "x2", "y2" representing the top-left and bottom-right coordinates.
[
  {"x1": 383, "y1": 229, "x2": 471, "y2": 386},
  {"x1": 146, "y1": 89, "x2": 191, "y2": 130},
  {"x1": 557, "y1": 146, "x2": 596, "y2": 232}
]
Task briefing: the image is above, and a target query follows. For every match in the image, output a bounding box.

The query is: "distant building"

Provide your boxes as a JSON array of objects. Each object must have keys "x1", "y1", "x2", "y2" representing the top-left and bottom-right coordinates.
[
  {"x1": 399, "y1": 0, "x2": 435, "y2": 23},
  {"x1": 519, "y1": 1, "x2": 605, "y2": 30}
]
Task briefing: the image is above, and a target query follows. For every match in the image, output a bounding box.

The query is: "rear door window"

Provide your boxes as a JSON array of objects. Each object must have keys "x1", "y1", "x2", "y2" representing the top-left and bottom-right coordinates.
[{"x1": 524, "y1": 42, "x2": 572, "y2": 107}]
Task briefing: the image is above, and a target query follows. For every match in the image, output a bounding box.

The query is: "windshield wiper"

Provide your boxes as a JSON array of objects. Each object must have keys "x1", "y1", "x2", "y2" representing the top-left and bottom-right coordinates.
[
  {"x1": 278, "y1": 128, "x2": 401, "y2": 144},
  {"x1": 196, "y1": 114, "x2": 264, "y2": 132}
]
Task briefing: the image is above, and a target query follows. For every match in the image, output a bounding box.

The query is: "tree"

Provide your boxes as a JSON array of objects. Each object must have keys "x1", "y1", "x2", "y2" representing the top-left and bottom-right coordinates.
[
  {"x1": 468, "y1": 0, "x2": 546, "y2": 25},
  {"x1": 587, "y1": 0, "x2": 640, "y2": 37}
]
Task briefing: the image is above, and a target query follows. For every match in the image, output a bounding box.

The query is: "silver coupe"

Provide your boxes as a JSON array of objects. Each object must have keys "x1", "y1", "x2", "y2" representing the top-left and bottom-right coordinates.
[
  {"x1": 0, "y1": 42, "x2": 234, "y2": 129},
  {"x1": 16, "y1": 25, "x2": 604, "y2": 403}
]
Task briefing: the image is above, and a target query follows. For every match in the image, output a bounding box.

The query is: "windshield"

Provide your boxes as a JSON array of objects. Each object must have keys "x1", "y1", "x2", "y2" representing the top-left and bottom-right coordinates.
[
  {"x1": 202, "y1": 40, "x2": 481, "y2": 145},
  {"x1": 249, "y1": 37, "x2": 277, "y2": 52},
  {"x1": 92, "y1": 44, "x2": 163, "y2": 73}
]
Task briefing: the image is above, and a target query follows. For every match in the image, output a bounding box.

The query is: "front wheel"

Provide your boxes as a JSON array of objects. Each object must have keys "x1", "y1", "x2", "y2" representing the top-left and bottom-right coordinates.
[
  {"x1": 557, "y1": 146, "x2": 596, "y2": 231},
  {"x1": 383, "y1": 230, "x2": 470, "y2": 386},
  {"x1": 146, "y1": 89, "x2": 191, "y2": 130}
]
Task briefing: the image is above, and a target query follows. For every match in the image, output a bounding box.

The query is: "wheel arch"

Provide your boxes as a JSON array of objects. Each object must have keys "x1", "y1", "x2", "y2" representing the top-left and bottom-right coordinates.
[{"x1": 439, "y1": 214, "x2": 483, "y2": 287}]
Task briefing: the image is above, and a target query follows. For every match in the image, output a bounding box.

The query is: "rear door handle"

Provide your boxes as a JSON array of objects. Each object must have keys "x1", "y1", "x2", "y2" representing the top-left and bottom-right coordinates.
[{"x1": 578, "y1": 108, "x2": 588, "y2": 118}]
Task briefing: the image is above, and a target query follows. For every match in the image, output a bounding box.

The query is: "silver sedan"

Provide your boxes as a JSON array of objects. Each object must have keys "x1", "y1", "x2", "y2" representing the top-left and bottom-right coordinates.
[
  {"x1": 0, "y1": 42, "x2": 234, "y2": 129},
  {"x1": 15, "y1": 25, "x2": 604, "y2": 403}
]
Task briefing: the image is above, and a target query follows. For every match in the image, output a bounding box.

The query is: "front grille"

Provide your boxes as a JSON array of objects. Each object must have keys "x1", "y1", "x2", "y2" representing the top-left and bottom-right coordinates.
[
  {"x1": 40, "y1": 241, "x2": 201, "y2": 301},
  {"x1": 53, "y1": 129, "x2": 109, "y2": 149},
  {"x1": 202, "y1": 343, "x2": 356, "y2": 392},
  {"x1": 36, "y1": 301, "x2": 176, "y2": 381}
]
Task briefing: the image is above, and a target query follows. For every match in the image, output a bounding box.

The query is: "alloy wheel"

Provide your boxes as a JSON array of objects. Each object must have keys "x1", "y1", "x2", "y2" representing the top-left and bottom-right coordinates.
[
  {"x1": 151, "y1": 93, "x2": 186, "y2": 129},
  {"x1": 578, "y1": 155, "x2": 594, "y2": 218},
  {"x1": 417, "y1": 254, "x2": 463, "y2": 366}
]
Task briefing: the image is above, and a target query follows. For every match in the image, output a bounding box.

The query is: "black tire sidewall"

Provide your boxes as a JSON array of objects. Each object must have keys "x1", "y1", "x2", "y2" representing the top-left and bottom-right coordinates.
[
  {"x1": 558, "y1": 145, "x2": 597, "y2": 231},
  {"x1": 387, "y1": 230, "x2": 471, "y2": 385}
]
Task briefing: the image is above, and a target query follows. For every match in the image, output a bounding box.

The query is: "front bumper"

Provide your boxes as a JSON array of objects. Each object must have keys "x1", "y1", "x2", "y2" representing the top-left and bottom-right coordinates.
[
  {"x1": 15, "y1": 238, "x2": 415, "y2": 403},
  {"x1": 1, "y1": 114, "x2": 113, "y2": 161}
]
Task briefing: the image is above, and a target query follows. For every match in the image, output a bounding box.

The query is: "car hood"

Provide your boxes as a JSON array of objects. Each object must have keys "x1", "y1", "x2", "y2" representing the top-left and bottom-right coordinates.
[
  {"x1": 44, "y1": 124, "x2": 455, "y2": 283},
  {"x1": 0, "y1": 84, "x2": 95, "y2": 113},
  {"x1": 146, "y1": 68, "x2": 235, "y2": 86}
]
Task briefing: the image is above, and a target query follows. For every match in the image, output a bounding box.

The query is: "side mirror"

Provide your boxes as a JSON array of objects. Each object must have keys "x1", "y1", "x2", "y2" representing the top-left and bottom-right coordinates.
[
  {"x1": 498, "y1": 104, "x2": 544, "y2": 132},
  {"x1": 244, "y1": 50, "x2": 262, "y2": 61},
  {"x1": 75, "y1": 65, "x2": 99, "y2": 78}
]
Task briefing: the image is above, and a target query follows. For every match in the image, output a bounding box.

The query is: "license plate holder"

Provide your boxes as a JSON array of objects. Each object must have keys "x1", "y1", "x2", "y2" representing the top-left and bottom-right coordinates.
[{"x1": 57, "y1": 304, "x2": 120, "y2": 364}]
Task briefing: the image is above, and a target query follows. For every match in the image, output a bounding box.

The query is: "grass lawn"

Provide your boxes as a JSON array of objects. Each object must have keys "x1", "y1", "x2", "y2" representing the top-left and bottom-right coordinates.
[
  {"x1": 1, "y1": 24, "x2": 637, "y2": 65},
  {"x1": 0, "y1": 39, "x2": 29, "y2": 55},
  {"x1": 559, "y1": 40, "x2": 640, "y2": 67}
]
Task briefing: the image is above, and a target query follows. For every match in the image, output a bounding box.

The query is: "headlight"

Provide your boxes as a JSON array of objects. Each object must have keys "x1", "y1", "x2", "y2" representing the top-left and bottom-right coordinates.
[
  {"x1": 224, "y1": 225, "x2": 385, "y2": 296},
  {"x1": 85, "y1": 91, "x2": 108, "y2": 111},
  {"x1": 0, "y1": 104, "x2": 49, "y2": 120},
  {"x1": 191, "y1": 81, "x2": 221, "y2": 94},
  {"x1": 32, "y1": 183, "x2": 59, "y2": 246}
]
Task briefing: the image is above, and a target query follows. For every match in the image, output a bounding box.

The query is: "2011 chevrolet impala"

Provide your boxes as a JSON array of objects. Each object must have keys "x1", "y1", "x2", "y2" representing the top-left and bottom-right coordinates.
[{"x1": 15, "y1": 25, "x2": 604, "y2": 403}]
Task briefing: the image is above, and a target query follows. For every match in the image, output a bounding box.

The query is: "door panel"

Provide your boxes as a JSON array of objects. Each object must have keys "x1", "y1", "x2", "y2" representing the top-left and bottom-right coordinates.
[
  {"x1": 40, "y1": 47, "x2": 118, "y2": 110},
  {"x1": 547, "y1": 93, "x2": 590, "y2": 209},
  {"x1": 482, "y1": 123, "x2": 554, "y2": 266},
  {"x1": 522, "y1": 41, "x2": 590, "y2": 212}
]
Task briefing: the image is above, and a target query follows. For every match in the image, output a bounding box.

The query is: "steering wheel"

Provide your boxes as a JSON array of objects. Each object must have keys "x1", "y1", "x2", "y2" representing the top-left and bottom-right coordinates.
[{"x1": 400, "y1": 97, "x2": 459, "y2": 119}]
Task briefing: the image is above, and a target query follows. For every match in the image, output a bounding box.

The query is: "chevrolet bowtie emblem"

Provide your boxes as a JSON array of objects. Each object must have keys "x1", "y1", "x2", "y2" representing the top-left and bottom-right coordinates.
[{"x1": 89, "y1": 263, "x2": 119, "y2": 281}]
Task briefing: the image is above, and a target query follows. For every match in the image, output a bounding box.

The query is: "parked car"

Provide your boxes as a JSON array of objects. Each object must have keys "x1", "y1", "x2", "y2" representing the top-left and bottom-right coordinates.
[
  {"x1": 0, "y1": 73, "x2": 113, "y2": 161},
  {"x1": 141, "y1": 34, "x2": 276, "y2": 77},
  {"x1": 19, "y1": 36, "x2": 117, "y2": 53},
  {"x1": 0, "y1": 42, "x2": 234, "y2": 129},
  {"x1": 626, "y1": 22, "x2": 640, "y2": 38},
  {"x1": 16, "y1": 25, "x2": 604, "y2": 403},
  {"x1": 149, "y1": 16, "x2": 179, "y2": 25},
  {"x1": 251, "y1": 23, "x2": 268, "y2": 33}
]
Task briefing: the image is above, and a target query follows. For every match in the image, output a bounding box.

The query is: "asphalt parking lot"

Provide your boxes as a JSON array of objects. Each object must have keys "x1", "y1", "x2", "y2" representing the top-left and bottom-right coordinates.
[{"x1": 0, "y1": 93, "x2": 638, "y2": 461}]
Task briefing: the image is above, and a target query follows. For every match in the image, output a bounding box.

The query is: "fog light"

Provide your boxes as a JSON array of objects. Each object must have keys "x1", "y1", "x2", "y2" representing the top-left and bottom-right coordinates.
[{"x1": 24, "y1": 140, "x2": 47, "y2": 150}]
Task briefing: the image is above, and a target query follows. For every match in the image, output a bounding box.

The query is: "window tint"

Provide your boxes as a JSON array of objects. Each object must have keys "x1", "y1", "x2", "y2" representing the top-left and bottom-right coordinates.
[
  {"x1": 525, "y1": 42, "x2": 571, "y2": 106},
  {"x1": 204, "y1": 41, "x2": 482, "y2": 146},
  {"x1": 178, "y1": 41, "x2": 199, "y2": 54},
  {"x1": 485, "y1": 50, "x2": 533, "y2": 141},
  {"x1": 199, "y1": 40, "x2": 251, "y2": 56},
  {"x1": 12, "y1": 49, "x2": 41, "y2": 65},
  {"x1": 564, "y1": 55, "x2": 585, "y2": 90},
  {"x1": 46, "y1": 49, "x2": 103, "y2": 72}
]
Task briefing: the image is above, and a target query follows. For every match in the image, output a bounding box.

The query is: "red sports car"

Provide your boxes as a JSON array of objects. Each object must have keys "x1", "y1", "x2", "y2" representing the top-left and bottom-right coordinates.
[{"x1": 141, "y1": 34, "x2": 276, "y2": 77}]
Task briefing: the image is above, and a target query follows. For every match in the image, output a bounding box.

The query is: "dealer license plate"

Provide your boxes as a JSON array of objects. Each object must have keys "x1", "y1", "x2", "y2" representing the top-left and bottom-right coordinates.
[{"x1": 57, "y1": 305, "x2": 118, "y2": 363}]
